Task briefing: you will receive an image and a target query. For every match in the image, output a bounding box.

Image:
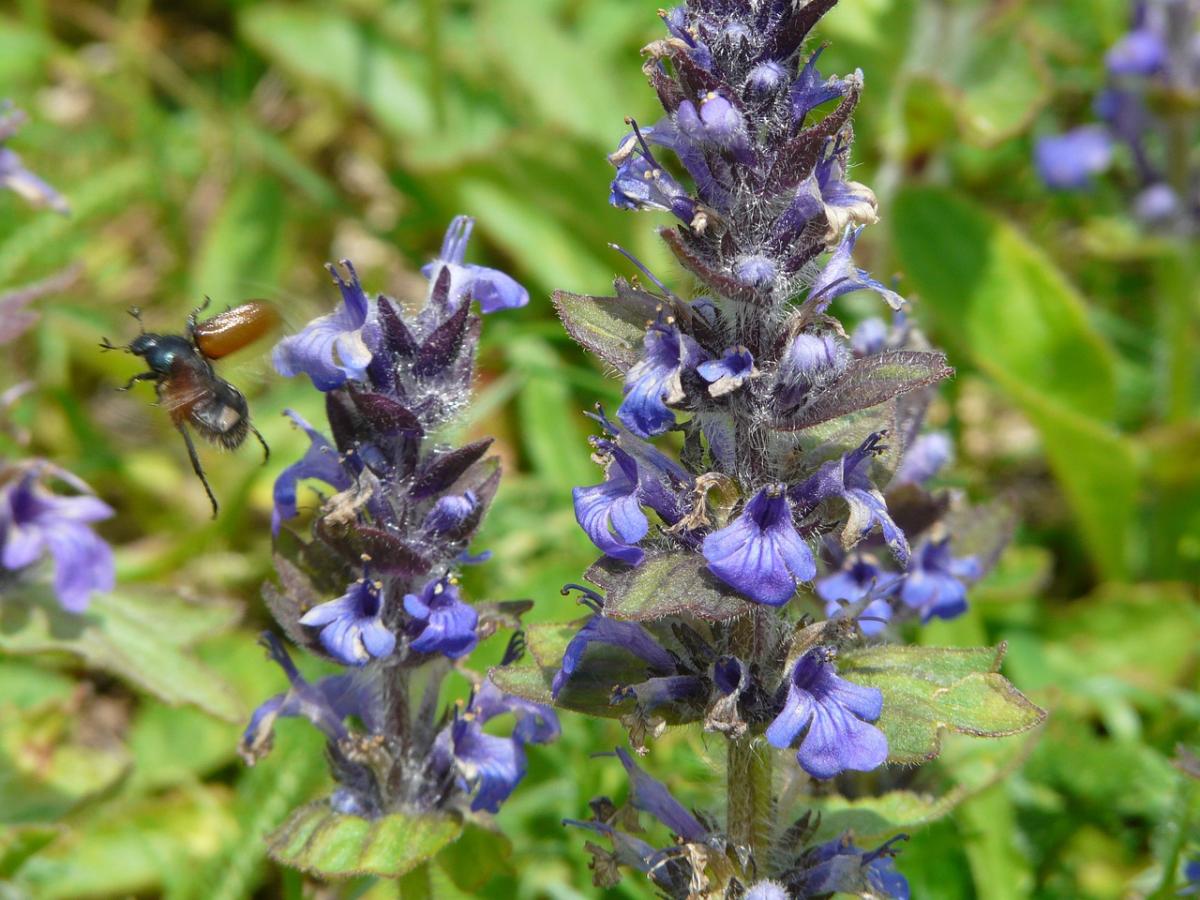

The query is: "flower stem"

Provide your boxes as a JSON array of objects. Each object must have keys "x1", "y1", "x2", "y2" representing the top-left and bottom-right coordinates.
[{"x1": 726, "y1": 734, "x2": 774, "y2": 860}]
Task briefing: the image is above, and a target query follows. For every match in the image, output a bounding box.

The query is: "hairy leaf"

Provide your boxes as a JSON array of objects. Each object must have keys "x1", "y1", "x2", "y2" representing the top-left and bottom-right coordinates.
[
  {"x1": 267, "y1": 802, "x2": 462, "y2": 878},
  {"x1": 551, "y1": 288, "x2": 654, "y2": 371},
  {"x1": 585, "y1": 552, "x2": 752, "y2": 622},
  {"x1": 839, "y1": 643, "x2": 1045, "y2": 764},
  {"x1": 775, "y1": 351, "x2": 953, "y2": 432}
]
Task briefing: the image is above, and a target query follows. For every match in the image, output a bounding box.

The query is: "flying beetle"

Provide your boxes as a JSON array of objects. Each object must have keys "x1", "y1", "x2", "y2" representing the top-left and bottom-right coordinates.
[{"x1": 101, "y1": 299, "x2": 280, "y2": 517}]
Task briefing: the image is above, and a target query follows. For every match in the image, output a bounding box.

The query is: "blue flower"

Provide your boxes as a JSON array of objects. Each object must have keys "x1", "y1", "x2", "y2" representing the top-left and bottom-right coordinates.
[
  {"x1": 609, "y1": 126, "x2": 699, "y2": 226},
  {"x1": 1106, "y1": 28, "x2": 1167, "y2": 76},
  {"x1": 573, "y1": 444, "x2": 648, "y2": 565},
  {"x1": 900, "y1": 538, "x2": 981, "y2": 622},
  {"x1": 618, "y1": 321, "x2": 705, "y2": 438},
  {"x1": 552, "y1": 597, "x2": 677, "y2": 698},
  {"x1": 273, "y1": 260, "x2": 374, "y2": 391},
  {"x1": 765, "y1": 647, "x2": 887, "y2": 779},
  {"x1": 1034, "y1": 127, "x2": 1113, "y2": 190},
  {"x1": 745, "y1": 882, "x2": 789, "y2": 900},
  {"x1": 697, "y1": 346, "x2": 758, "y2": 397},
  {"x1": 434, "y1": 677, "x2": 558, "y2": 813},
  {"x1": 272, "y1": 410, "x2": 353, "y2": 534},
  {"x1": 240, "y1": 633, "x2": 378, "y2": 764},
  {"x1": 802, "y1": 835, "x2": 910, "y2": 899},
  {"x1": 851, "y1": 317, "x2": 888, "y2": 356},
  {"x1": 1133, "y1": 182, "x2": 1180, "y2": 224},
  {"x1": 404, "y1": 577, "x2": 478, "y2": 659},
  {"x1": 0, "y1": 466, "x2": 114, "y2": 612},
  {"x1": 790, "y1": 47, "x2": 850, "y2": 121},
  {"x1": 422, "y1": 491, "x2": 479, "y2": 536},
  {"x1": 775, "y1": 332, "x2": 848, "y2": 408},
  {"x1": 808, "y1": 226, "x2": 904, "y2": 313},
  {"x1": 812, "y1": 138, "x2": 878, "y2": 240},
  {"x1": 676, "y1": 93, "x2": 751, "y2": 158},
  {"x1": 702, "y1": 487, "x2": 815, "y2": 606},
  {"x1": 817, "y1": 555, "x2": 898, "y2": 637},
  {"x1": 0, "y1": 104, "x2": 68, "y2": 214},
  {"x1": 299, "y1": 577, "x2": 396, "y2": 666},
  {"x1": 614, "y1": 746, "x2": 708, "y2": 841},
  {"x1": 420, "y1": 215, "x2": 528, "y2": 313},
  {"x1": 732, "y1": 254, "x2": 778, "y2": 287},
  {"x1": 892, "y1": 432, "x2": 952, "y2": 486}
]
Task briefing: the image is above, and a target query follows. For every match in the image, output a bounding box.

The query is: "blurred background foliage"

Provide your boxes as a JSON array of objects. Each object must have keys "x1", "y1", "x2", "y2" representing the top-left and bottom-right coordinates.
[{"x1": 0, "y1": 0, "x2": 1196, "y2": 897}]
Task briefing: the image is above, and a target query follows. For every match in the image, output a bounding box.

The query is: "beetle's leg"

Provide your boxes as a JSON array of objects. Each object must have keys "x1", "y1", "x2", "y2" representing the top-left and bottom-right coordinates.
[
  {"x1": 187, "y1": 296, "x2": 212, "y2": 334},
  {"x1": 118, "y1": 371, "x2": 157, "y2": 392},
  {"x1": 176, "y1": 422, "x2": 219, "y2": 518},
  {"x1": 249, "y1": 422, "x2": 270, "y2": 463}
]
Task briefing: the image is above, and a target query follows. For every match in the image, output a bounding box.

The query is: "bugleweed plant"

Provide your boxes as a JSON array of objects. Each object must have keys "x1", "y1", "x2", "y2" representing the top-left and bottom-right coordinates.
[{"x1": 486, "y1": 0, "x2": 1046, "y2": 895}]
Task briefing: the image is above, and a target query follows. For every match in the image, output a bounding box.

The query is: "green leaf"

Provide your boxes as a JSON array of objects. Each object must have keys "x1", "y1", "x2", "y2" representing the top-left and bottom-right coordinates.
[
  {"x1": 584, "y1": 552, "x2": 752, "y2": 622},
  {"x1": 0, "y1": 825, "x2": 61, "y2": 879},
  {"x1": 893, "y1": 187, "x2": 1135, "y2": 578},
  {"x1": 190, "y1": 177, "x2": 287, "y2": 302},
  {"x1": 17, "y1": 789, "x2": 238, "y2": 899},
  {"x1": 437, "y1": 823, "x2": 513, "y2": 893},
  {"x1": 551, "y1": 288, "x2": 653, "y2": 372},
  {"x1": 840, "y1": 643, "x2": 1045, "y2": 765},
  {"x1": 775, "y1": 351, "x2": 952, "y2": 432},
  {"x1": 0, "y1": 699, "x2": 130, "y2": 825},
  {"x1": 0, "y1": 585, "x2": 242, "y2": 721},
  {"x1": 951, "y1": 29, "x2": 1049, "y2": 146},
  {"x1": 266, "y1": 802, "x2": 463, "y2": 879}
]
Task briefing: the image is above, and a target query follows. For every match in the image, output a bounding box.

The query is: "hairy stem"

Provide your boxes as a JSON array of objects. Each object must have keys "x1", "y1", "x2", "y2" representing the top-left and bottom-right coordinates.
[{"x1": 726, "y1": 608, "x2": 775, "y2": 858}]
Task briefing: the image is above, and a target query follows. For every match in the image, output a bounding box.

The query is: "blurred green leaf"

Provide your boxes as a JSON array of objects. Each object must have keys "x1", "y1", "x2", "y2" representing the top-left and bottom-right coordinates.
[
  {"x1": 0, "y1": 21, "x2": 49, "y2": 84},
  {"x1": 893, "y1": 187, "x2": 1136, "y2": 578},
  {"x1": 437, "y1": 822, "x2": 513, "y2": 893},
  {"x1": 841, "y1": 643, "x2": 1046, "y2": 765},
  {"x1": 952, "y1": 31, "x2": 1049, "y2": 146},
  {"x1": 191, "y1": 177, "x2": 287, "y2": 302},
  {"x1": 0, "y1": 586, "x2": 242, "y2": 721},
  {"x1": 0, "y1": 825, "x2": 61, "y2": 879},
  {"x1": 0, "y1": 699, "x2": 129, "y2": 825},
  {"x1": 267, "y1": 802, "x2": 462, "y2": 879}
]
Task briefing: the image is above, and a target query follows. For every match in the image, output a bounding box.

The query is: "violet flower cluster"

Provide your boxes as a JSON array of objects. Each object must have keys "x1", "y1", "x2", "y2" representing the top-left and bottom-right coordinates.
[
  {"x1": 1035, "y1": 0, "x2": 1200, "y2": 230},
  {"x1": 539, "y1": 0, "x2": 1002, "y2": 894},
  {"x1": 241, "y1": 217, "x2": 558, "y2": 819},
  {"x1": 1, "y1": 102, "x2": 111, "y2": 615}
]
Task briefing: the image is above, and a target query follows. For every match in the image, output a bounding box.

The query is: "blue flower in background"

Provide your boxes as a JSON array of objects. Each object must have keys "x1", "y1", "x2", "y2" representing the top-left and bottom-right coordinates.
[
  {"x1": 618, "y1": 320, "x2": 706, "y2": 438},
  {"x1": 817, "y1": 555, "x2": 899, "y2": 636},
  {"x1": 273, "y1": 260, "x2": 374, "y2": 391},
  {"x1": 0, "y1": 103, "x2": 69, "y2": 214},
  {"x1": 404, "y1": 577, "x2": 478, "y2": 659},
  {"x1": 299, "y1": 576, "x2": 395, "y2": 666},
  {"x1": 702, "y1": 487, "x2": 815, "y2": 606},
  {"x1": 765, "y1": 647, "x2": 887, "y2": 779},
  {"x1": 573, "y1": 444, "x2": 649, "y2": 565},
  {"x1": 614, "y1": 746, "x2": 708, "y2": 841},
  {"x1": 900, "y1": 538, "x2": 981, "y2": 622},
  {"x1": 892, "y1": 432, "x2": 952, "y2": 487},
  {"x1": 1106, "y1": 27, "x2": 1167, "y2": 76},
  {"x1": 421, "y1": 215, "x2": 528, "y2": 313},
  {"x1": 0, "y1": 465, "x2": 113, "y2": 613},
  {"x1": 271, "y1": 409, "x2": 353, "y2": 534},
  {"x1": 1034, "y1": 126, "x2": 1114, "y2": 190},
  {"x1": 802, "y1": 835, "x2": 910, "y2": 899}
]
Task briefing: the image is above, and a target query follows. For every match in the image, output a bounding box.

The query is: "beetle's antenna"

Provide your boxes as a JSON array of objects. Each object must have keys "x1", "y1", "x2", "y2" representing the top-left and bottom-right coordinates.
[
  {"x1": 127, "y1": 307, "x2": 145, "y2": 333},
  {"x1": 175, "y1": 422, "x2": 219, "y2": 518}
]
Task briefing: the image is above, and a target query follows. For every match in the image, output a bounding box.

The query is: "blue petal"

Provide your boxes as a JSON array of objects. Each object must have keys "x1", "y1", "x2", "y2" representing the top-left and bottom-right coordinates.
[
  {"x1": 616, "y1": 747, "x2": 707, "y2": 841},
  {"x1": 272, "y1": 410, "x2": 352, "y2": 534},
  {"x1": 573, "y1": 447, "x2": 647, "y2": 564},
  {"x1": 552, "y1": 615, "x2": 675, "y2": 698},
  {"x1": 1034, "y1": 127, "x2": 1113, "y2": 190},
  {"x1": 702, "y1": 488, "x2": 814, "y2": 606}
]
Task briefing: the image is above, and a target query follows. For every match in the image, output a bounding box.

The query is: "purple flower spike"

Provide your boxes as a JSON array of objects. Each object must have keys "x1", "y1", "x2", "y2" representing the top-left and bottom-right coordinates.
[
  {"x1": 697, "y1": 346, "x2": 758, "y2": 397},
  {"x1": 404, "y1": 577, "x2": 479, "y2": 659},
  {"x1": 272, "y1": 410, "x2": 353, "y2": 534},
  {"x1": 1, "y1": 467, "x2": 114, "y2": 613},
  {"x1": 300, "y1": 577, "x2": 396, "y2": 666},
  {"x1": 615, "y1": 747, "x2": 708, "y2": 842},
  {"x1": 899, "y1": 538, "x2": 981, "y2": 622},
  {"x1": 809, "y1": 226, "x2": 904, "y2": 314},
  {"x1": 421, "y1": 215, "x2": 529, "y2": 313},
  {"x1": 1034, "y1": 127, "x2": 1113, "y2": 190},
  {"x1": 273, "y1": 260, "x2": 374, "y2": 391},
  {"x1": 765, "y1": 647, "x2": 887, "y2": 779},
  {"x1": 552, "y1": 610, "x2": 676, "y2": 698},
  {"x1": 618, "y1": 321, "x2": 705, "y2": 438},
  {"x1": 573, "y1": 445, "x2": 648, "y2": 565},
  {"x1": 702, "y1": 487, "x2": 815, "y2": 606}
]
